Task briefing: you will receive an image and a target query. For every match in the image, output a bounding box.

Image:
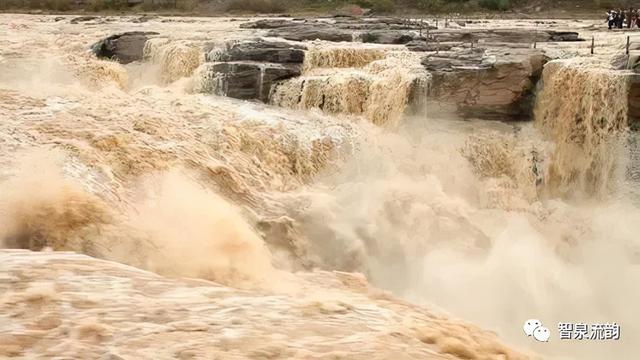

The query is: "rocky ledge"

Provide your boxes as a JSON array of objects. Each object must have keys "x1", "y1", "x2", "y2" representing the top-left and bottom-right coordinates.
[
  {"x1": 198, "y1": 38, "x2": 307, "y2": 102},
  {"x1": 424, "y1": 47, "x2": 547, "y2": 120},
  {"x1": 91, "y1": 31, "x2": 159, "y2": 64},
  {"x1": 241, "y1": 18, "x2": 581, "y2": 46}
]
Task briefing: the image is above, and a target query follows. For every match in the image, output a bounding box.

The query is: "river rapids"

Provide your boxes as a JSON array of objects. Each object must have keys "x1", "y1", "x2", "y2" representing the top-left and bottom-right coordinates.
[{"x1": 0, "y1": 14, "x2": 639, "y2": 360}]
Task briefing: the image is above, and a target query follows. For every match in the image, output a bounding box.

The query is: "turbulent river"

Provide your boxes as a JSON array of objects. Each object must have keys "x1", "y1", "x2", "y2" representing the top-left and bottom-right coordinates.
[{"x1": 0, "y1": 14, "x2": 639, "y2": 359}]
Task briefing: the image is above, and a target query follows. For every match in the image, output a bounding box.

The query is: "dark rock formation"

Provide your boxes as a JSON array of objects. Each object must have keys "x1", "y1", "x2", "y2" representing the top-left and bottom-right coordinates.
[
  {"x1": 241, "y1": 18, "x2": 319, "y2": 29},
  {"x1": 207, "y1": 38, "x2": 306, "y2": 63},
  {"x1": 200, "y1": 62, "x2": 302, "y2": 102},
  {"x1": 70, "y1": 16, "x2": 99, "y2": 24},
  {"x1": 266, "y1": 25, "x2": 354, "y2": 42},
  {"x1": 548, "y1": 31, "x2": 582, "y2": 41},
  {"x1": 360, "y1": 31, "x2": 420, "y2": 45},
  {"x1": 627, "y1": 75, "x2": 640, "y2": 131},
  {"x1": 240, "y1": 19, "x2": 304, "y2": 29},
  {"x1": 199, "y1": 38, "x2": 306, "y2": 102},
  {"x1": 91, "y1": 31, "x2": 159, "y2": 64}
]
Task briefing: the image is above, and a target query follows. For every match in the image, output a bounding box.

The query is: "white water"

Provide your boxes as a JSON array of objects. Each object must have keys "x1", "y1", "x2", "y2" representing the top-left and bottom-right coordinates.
[{"x1": 0, "y1": 14, "x2": 638, "y2": 360}]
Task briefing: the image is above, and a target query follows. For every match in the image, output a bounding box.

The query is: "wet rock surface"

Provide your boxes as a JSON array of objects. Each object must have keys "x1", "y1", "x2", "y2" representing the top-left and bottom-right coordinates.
[
  {"x1": 70, "y1": 16, "x2": 99, "y2": 24},
  {"x1": 360, "y1": 31, "x2": 422, "y2": 44},
  {"x1": 200, "y1": 38, "x2": 305, "y2": 101},
  {"x1": 91, "y1": 31, "x2": 159, "y2": 64},
  {"x1": 424, "y1": 47, "x2": 547, "y2": 120},
  {"x1": 199, "y1": 62, "x2": 302, "y2": 101},
  {"x1": 206, "y1": 38, "x2": 306, "y2": 63}
]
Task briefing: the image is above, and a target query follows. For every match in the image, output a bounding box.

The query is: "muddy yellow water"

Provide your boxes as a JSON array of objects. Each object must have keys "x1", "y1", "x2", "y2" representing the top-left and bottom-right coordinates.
[{"x1": 0, "y1": 14, "x2": 639, "y2": 360}]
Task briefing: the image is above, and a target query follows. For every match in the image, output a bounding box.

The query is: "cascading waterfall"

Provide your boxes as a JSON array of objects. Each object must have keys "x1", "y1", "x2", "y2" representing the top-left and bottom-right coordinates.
[
  {"x1": 270, "y1": 45, "x2": 428, "y2": 126},
  {"x1": 269, "y1": 72, "x2": 371, "y2": 116},
  {"x1": 302, "y1": 44, "x2": 388, "y2": 70},
  {"x1": 143, "y1": 38, "x2": 203, "y2": 84},
  {"x1": 534, "y1": 59, "x2": 632, "y2": 198}
]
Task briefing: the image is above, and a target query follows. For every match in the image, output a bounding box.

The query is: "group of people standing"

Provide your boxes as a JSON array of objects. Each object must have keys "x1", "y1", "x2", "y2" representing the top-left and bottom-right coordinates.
[{"x1": 607, "y1": 9, "x2": 640, "y2": 29}]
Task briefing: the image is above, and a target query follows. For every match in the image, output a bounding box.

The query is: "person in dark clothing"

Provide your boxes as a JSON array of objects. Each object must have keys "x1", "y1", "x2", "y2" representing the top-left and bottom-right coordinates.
[
  {"x1": 618, "y1": 9, "x2": 625, "y2": 29},
  {"x1": 627, "y1": 8, "x2": 633, "y2": 28},
  {"x1": 607, "y1": 10, "x2": 616, "y2": 30}
]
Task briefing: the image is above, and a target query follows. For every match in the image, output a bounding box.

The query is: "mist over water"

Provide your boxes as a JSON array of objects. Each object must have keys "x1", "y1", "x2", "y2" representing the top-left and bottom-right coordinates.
[
  {"x1": 285, "y1": 114, "x2": 640, "y2": 359},
  {"x1": 267, "y1": 54, "x2": 640, "y2": 357},
  {"x1": 1, "y1": 14, "x2": 639, "y2": 359}
]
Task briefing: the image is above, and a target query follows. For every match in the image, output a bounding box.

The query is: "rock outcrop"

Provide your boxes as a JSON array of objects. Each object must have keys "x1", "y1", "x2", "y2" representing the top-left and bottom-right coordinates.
[
  {"x1": 70, "y1": 16, "x2": 99, "y2": 24},
  {"x1": 91, "y1": 31, "x2": 159, "y2": 64},
  {"x1": 242, "y1": 18, "x2": 580, "y2": 46},
  {"x1": 267, "y1": 25, "x2": 355, "y2": 42},
  {"x1": 424, "y1": 47, "x2": 547, "y2": 120},
  {"x1": 242, "y1": 17, "x2": 432, "y2": 31},
  {"x1": 427, "y1": 29, "x2": 582, "y2": 44},
  {"x1": 206, "y1": 38, "x2": 306, "y2": 63},
  {"x1": 627, "y1": 74, "x2": 640, "y2": 131},
  {"x1": 0, "y1": 249, "x2": 528, "y2": 359},
  {"x1": 198, "y1": 39, "x2": 306, "y2": 102},
  {"x1": 239, "y1": 18, "x2": 301, "y2": 29},
  {"x1": 243, "y1": 18, "x2": 430, "y2": 44},
  {"x1": 360, "y1": 31, "x2": 422, "y2": 45},
  {"x1": 198, "y1": 62, "x2": 302, "y2": 101}
]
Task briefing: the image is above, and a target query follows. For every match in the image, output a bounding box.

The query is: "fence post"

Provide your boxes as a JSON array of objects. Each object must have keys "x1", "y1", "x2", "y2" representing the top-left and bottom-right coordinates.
[
  {"x1": 591, "y1": 36, "x2": 595, "y2": 55},
  {"x1": 627, "y1": 36, "x2": 631, "y2": 55}
]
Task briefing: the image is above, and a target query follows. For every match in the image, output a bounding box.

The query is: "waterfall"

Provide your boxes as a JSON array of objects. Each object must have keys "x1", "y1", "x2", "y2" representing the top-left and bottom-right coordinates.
[
  {"x1": 143, "y1": 38, "x2": 203, "y2": 84},
  {"x1": 534, "y1": 59, "x2": 632, "y2": 198},
  {"x1": 270, "y1": 47, "x2": 428, "y2": 126}
]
